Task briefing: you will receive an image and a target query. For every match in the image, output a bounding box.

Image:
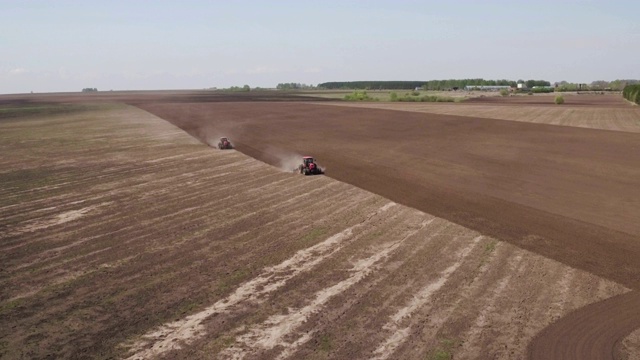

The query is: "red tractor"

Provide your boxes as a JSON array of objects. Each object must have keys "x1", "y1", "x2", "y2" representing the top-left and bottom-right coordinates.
[
  {"x1": 217, "y1": 137, "x2": 233, "y2": 150},
  {"x1": 297, "y1": 156, "x2": 324, "y2": 175}
]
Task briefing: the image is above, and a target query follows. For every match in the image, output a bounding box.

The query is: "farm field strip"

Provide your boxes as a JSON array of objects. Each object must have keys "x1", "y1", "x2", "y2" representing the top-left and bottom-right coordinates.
[
  {"x1": 319, "y1": 100, "x2": 640, "y2": 132},
  {"x1": 219, "y1": 218, "x2": 435, "y2": 359},
  {"x1": 370, "y1": 234, "x2": 483, "y2": 360},
  {"x1": 125, "y1": 202, "x2": 401, "y2": 359},
  {"x1": 0, "y1": 103, "x2": 406, "y2": 359},
  {"x1": 2, "y1": 166, "x2": 360, "y2": 303}
]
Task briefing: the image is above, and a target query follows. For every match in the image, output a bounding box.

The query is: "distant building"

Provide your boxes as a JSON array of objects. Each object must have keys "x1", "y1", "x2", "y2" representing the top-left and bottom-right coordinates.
[{"x1": 464, "y1": 85, "x2": 512, "y2": 91}]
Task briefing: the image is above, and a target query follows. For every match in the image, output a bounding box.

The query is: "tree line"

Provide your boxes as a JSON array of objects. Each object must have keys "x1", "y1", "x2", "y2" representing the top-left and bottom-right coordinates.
[
  {"x1": 623, "y1": 84, "x2": 640, "y2": 104},
  {"x1": 276, "y1": 83, "x2": 316, "y2": 90},
  {"x1": 558, "y1": 79, "x2": 640, "y2": 91},
  {"x1": 317, "y1": 79, "x2": 551, "y2": 90}
]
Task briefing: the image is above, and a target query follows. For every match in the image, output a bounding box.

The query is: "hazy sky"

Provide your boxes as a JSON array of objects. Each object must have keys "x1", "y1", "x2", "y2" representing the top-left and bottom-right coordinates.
[{"x1": 1, "y1": 0, "x2": 639, "y2": 94}]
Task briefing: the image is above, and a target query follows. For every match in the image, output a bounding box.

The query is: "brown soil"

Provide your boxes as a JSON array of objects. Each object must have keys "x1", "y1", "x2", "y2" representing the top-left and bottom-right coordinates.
[
  {"x1": 130, "y1": 95, "x2": 640, "y2": 360},
  {"x1": 1, "y1": 92, "x2": 638, "y2": 359}
]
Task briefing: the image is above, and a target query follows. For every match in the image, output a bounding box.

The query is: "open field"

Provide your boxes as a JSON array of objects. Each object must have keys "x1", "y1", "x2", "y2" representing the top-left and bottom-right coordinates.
[
  {"x1": 1, "y1": 92, "x2": 639, "y2": 359},
  {"x1": 318, "y1": 93, "x2": 640, "y2": 132}
]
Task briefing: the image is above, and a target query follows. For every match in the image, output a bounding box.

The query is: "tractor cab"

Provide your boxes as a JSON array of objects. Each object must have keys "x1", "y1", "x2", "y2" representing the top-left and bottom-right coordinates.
[
  {"x1": 217, "y1": 137, "x2": 233, "y2": 149},
  {"x1": 298, "y1": 156, "x2": 323, "y2": 175},
  {"x1": 302, "y1": 156, "x2": 315, "y2": 167}
]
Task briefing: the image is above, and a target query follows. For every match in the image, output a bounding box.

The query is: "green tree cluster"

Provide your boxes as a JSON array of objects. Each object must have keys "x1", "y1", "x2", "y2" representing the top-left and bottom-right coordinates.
[
  {"x1": 555, "y1": 80, "x2": 639, "y2": 92},
  {"x1": 389, "y1": 92, "x2": 456, "y2": 102},
  {"x1": 529, "y1": 87, "x2": 554, "y2": 93},
  {"x1": 223, "y1": 85, "x2": 251, "y2": 92},
  {"x1": 81, "y1": 88, "x2": 98, "y2": 92},
  {"x1": 276, "y1": 83, "x2": 315, "y2": 90},
  {"x1": 524, "y1": 80, "x2": 552, "y2": 88},
  {"x1": 623, "y1": 85, "x2": 640, "y2": 104},
  {"x1": 610, "y1": 79, "x2": 640, "y2": 91},
  {"x1": 343, "y1": 91, "x2": 377, "y2": 101},
  {"x1": 320, "y1": 81, "x2": 424, "y2": 90}
]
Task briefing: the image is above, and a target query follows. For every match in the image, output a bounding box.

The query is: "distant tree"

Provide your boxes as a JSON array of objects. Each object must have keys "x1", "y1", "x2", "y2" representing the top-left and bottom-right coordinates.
[
  {"x1": 242, "y1": 85, "x2": 250, "y2": 92},
  {"x1": 344, "y1": 91, "x2": 377, "y2": 101},
  {"x1": 82, "y1": 88, "x2": 97, "y2": 92},
  {"x1": 590, "y1": 80, "x2": 609, "y2": 89},
  {"x1": 276, "y1": 82, "x2": 316, "y2": 90}
]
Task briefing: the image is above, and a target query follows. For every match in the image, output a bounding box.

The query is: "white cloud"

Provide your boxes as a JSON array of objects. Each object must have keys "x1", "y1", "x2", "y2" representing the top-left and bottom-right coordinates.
[{"x1": 8, "y1": 67, "x2": 28, "y2": 75}]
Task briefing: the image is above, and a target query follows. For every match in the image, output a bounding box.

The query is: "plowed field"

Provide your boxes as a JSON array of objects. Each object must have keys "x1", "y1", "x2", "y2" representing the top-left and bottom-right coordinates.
[{"x1": 1, "y1": 92, "x2": 639, "y2": 359}]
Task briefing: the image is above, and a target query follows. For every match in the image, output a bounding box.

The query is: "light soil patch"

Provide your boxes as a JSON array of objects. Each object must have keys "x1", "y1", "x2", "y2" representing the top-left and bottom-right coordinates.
[
  {"x1": 621, "y1": 329, "x2": 640, "y2": 360},
  {"x1": 17, "y1": 203, "x2": 108, "y2": 234}
]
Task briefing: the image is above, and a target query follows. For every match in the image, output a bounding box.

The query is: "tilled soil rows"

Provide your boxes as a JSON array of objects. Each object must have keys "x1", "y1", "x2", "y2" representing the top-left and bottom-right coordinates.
[
  {"x1": 131, "y1": 94, "x2": 640, "y2": 360},
  {"x1": 0, "y1": 93, "x2": 638, "y2": 359}
]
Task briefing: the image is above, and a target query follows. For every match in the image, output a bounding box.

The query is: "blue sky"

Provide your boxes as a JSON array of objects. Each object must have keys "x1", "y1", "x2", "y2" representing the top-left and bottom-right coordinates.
[{"x1": 1, "y1": 0, "x2": 638, "y2": 93}]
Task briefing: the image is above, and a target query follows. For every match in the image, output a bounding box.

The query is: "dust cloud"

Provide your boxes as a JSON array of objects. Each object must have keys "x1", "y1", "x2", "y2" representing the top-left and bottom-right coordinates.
[{"x1": 264, "y1": 146, "x2": 303, "y2": 172}]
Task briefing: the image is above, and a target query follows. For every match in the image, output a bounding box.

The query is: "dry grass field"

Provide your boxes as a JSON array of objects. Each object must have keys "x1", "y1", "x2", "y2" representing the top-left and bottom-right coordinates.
[
  {"x1": 320, "y1": 93, "x2": 640, "y2": 133},
  {"x1": 1, "y1": 92, "x2": 639, "y2": 359}
]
